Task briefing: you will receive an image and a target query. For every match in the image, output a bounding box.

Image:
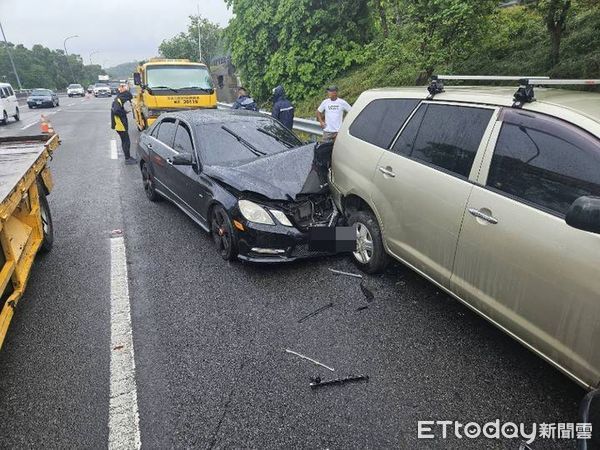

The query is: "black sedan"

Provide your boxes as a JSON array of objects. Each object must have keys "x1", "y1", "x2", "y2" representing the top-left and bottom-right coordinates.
[
  {"x1": 137, "y1": 110, "x2": 343, "y2": 262},
  {"x1": 27, "y1": 89, "x2": 59, "y2": 108}
]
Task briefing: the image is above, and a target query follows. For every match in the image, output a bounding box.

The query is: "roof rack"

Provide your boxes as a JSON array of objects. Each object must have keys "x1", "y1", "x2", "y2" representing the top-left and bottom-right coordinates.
[{"x1": 426, "y1": 75, "x2": 600, "y2": 108}]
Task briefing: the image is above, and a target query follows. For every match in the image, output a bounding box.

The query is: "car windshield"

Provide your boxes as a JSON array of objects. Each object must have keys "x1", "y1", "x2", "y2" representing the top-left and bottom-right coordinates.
[
  {"x1": 95, "y1": 83, "x2": 108, "y2": 87},
  {"x1": 32, "y1": 89, "x2": 51, "y2": 96},
  {"x1": 68, "y1": 84, "x2": 82, "y2": 88},
  {"x1": 146, "y1": 65, "x2": 213, "y2": 90},
  {"x1": 196, "y1": 117, "x2": 303, "y2": 165}
]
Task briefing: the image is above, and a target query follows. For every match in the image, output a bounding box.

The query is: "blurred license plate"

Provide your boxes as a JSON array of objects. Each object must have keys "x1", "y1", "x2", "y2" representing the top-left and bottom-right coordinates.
[
  {"x1": 308, "y1": 226, "x2": 356, "y2": 253},
  {"x1": 36, "y1": 101, "x2": 42, "y2": 105}
]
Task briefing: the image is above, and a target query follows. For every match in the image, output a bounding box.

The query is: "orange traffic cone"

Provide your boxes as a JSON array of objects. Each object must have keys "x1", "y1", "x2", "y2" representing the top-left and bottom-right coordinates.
[{"x1": 40, "y1": 115, "x2": 54, "y2": 135}]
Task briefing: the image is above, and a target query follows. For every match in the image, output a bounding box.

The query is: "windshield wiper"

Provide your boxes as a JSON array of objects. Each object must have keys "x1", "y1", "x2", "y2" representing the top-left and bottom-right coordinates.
[
  {"x1": 147, "y1": 86, "x2": 179, "y2": 93},
  {"x1": 221, "y1": 126, "x2": 266, "y2": 157},
  {"x1": 257, "y1": 127, "x2": 297, "y2": 148}
]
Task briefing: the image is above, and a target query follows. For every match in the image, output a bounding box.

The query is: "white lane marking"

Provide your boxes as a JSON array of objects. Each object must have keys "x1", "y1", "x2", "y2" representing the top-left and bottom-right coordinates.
[
  {"x1": 66, "y1": 103, "x2": 75, "y2": 107},
  {"x1": 20, "y1": 121, "x2": 38, "y2": 131},
  {"x1": 109, "y1": 234, "x2": 141, "y2": 450},
  {"x1": 111, "y1": 139, "x2": 118, "y2": 160}
]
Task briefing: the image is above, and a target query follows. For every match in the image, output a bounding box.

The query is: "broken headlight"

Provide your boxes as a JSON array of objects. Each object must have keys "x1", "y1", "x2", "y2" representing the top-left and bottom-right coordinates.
[
  {"x1": 269, "y1": 209, "x2": 293, "y2": 227},
  {"x1": 238, "y1": 200, "x2": 275, "y2": 225}
]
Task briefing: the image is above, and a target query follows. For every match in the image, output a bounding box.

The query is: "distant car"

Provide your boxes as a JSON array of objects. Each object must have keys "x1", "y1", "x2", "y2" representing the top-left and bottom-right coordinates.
[
  {"x1": 27, "y1": 89, "x2": 59, "y2": 108},
  {"x1": 67, "y1": 83, "x2": 85, "y2": 97},
  {"x1": 87, "y1": 84, "x2": 94, "y2": 94},
  {"x1": 93, "y1": 83, "x2": 111, "y2": 97},
  {"x1": 109, "y1": 82, "x2": 120, "y2": 95},
  {"x1": 0, "y1": 82, "x2": 20, "y2": 124}
]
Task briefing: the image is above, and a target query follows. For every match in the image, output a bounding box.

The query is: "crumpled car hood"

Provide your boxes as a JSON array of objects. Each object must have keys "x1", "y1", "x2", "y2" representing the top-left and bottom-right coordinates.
[{"x1": 203, "y1": 143, "x2": 330, "y2": 201}]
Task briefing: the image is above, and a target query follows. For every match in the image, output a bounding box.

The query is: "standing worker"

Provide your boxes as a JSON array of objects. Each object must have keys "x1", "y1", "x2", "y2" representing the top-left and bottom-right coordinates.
[
  {"x1": 272, "y1": 85, "x2": 295, "y2": 130},
  {"x1": 317, "y1": 85, "x2": 352, "y2": 143},
  {"x1": 111, "y1": 83, "x2": 136, "y2": 164},
  {"x1": 232, "y1": 87, "x2": 258, "y2": 111}
]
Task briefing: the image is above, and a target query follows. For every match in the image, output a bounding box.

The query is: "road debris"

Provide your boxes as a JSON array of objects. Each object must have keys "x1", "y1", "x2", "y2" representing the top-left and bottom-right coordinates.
[
  {"x1": 310, "y1": 374, "x2": 369, "y2": 389},
  {"x1": 328, "y1": 268, "x2": 363, "y2": 279},
  {"x1": 285, "y1": 349, "x2": 335, "y2": 372},
  {"x1": 360, "y1": 279, "x2": 375, "y2": 302},
  {"x1": 298, "y1": 302, "x2": 334, "y2": 323},
  {"x1": 355, "y1": 306, "x2": 368, "y2": 312}
]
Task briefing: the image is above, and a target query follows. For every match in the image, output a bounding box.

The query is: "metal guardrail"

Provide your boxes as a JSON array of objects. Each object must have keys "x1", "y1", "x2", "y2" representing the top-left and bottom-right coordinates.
[{"x1": 217, "y1": 102, "x2": 323, "y2": 137}]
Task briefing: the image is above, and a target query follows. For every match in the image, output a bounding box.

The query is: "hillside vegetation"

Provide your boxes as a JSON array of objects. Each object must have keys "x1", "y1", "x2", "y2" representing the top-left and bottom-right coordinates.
[
  {"x1": 158, "y1": 1, "x2": 600, "y2": 117},
  {"x1": 0, "y1": 44, "x2": 105, "y2": 90},
  {"x1": 294, "y1": 5, "x2": 600, "y2": 117}
]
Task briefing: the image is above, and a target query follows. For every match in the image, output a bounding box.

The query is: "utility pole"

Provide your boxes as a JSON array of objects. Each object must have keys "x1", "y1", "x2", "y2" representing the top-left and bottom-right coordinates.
[
  {"x1": 89, "y1": 50, "x2": 100, "y2": 65},
  {"x1": 0, "y1": 20, "x2": 23, "y2": 90},
  {"x1": 197, "y1": 3, "x2": 202, "y2": 63},
  {"x1": 63, "y1": 35, "x2": 79, "y2": 83}
]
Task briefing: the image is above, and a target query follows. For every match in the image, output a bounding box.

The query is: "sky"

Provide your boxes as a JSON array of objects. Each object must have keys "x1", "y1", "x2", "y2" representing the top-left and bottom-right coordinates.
[{"x1": 0, "y1": 0, "x2": 232, "y2": 68}]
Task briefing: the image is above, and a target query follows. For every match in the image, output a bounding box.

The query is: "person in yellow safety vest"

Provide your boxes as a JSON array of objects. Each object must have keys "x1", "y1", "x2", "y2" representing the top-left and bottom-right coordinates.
[{"x1": 110, "y1": 83, "x2": 136, "y2": 164}]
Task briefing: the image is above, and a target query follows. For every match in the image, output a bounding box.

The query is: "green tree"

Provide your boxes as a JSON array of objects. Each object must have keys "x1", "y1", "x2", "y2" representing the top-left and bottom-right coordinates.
[
  {"x1": 0, "y1": 42, "x2": 104, "y2": 90},
  {"x1": 159, "y1": 15, "x2": 226, "y2": 66},
  {"x1": 400, "y1": 0, "x2": 498, "y2": 83},
  {"x1": 226, "y1": 0, "x2": 372, "y2": 101},
  {"x1": 536, "y1": 0, "x2": 571, "y2": 67}
]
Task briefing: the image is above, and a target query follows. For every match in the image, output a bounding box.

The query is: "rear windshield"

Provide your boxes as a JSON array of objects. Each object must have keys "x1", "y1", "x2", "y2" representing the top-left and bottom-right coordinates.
[
  {"x1": 32, "y1": 89, "x2": 52, "y2": 95},
  {"x1": 196, "y1": 117, "x2": 303, "y2": 165}
]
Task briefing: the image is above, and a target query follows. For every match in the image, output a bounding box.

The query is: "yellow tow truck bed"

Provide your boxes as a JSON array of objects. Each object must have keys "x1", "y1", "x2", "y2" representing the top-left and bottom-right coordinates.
[{"x1": 0, "y1": 134, "x2": 59, "y2": 350}]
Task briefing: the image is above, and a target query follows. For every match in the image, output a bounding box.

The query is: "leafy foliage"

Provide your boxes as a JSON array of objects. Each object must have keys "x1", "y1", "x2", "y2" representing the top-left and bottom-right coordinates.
[
  {"x1": 295, "y1": 2, "x2": 600, "y2": 117},
  {"x1": 0, "y1": 43, "x2": 105, "y2": 90},
  {"x1": 159, "y1": 16, "x2": 226, "y2": 67},
  {"x1": 225, "y1": 0, "x2": 372, "y2": 101}
]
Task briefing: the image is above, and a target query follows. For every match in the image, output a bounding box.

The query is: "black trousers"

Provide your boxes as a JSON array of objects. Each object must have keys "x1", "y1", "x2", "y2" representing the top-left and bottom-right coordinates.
[{"x1": 116, "y1": 130, "x2": 131, "y2": 159}]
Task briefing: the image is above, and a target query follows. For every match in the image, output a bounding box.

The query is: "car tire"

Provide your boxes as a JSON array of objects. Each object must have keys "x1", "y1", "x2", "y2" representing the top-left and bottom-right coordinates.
[
  {"x1": 28, "y1": 105, "x2": 33, "y2": 109},
  {"x1": 141, "y1": 163, "x2": 160, "y2": 202},
  {"x1": 0, "y1": 110, "x2": 7, "y2": 125},
  {"x1": 13, "y1": 107, "x2": 20, "y2": 121},
  {"x1": 347, "y1": 209, "x2": 389, "y2": 274},
  {"x1": 38, "y1": 183, "x2": 54, "y2": 253},
  {"x1": 210, "y1": 205, "x2": 238, "y2": 261},
  {"x1": 56, "y1": 100, "x2": 59, "y2": 107}
]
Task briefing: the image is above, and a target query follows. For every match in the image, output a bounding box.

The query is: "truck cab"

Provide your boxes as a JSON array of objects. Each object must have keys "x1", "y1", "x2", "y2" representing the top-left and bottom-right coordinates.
[{"x1": 132, "y1": 59, "x2": 217, "y2": 130}]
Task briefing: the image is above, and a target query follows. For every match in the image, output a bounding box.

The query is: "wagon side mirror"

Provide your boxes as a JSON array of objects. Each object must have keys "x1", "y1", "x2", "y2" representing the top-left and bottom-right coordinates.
[{"x1": 565, "y1": 196, "x2": 600, "y2": 234}]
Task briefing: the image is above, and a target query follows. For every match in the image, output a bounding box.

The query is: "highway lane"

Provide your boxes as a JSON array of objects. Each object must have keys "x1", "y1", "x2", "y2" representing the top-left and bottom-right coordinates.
[{"x1": 0, "y1": 97, "x2": 589, "y2": 449}]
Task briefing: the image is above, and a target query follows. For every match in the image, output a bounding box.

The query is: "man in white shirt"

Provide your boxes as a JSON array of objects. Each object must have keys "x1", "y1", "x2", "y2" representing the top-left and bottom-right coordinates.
[{"x1": 316, "y1": 85, "x2": 352, "y2": 143}]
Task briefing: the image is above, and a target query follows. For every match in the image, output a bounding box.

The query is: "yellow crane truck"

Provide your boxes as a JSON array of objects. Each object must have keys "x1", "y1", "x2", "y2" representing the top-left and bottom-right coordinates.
[
  {"x1": 132, "y1": 58, "x2": 217, "y2": 130},
  {"x1": 0, "y1": 134, "x2": 59, "y2": 349}
]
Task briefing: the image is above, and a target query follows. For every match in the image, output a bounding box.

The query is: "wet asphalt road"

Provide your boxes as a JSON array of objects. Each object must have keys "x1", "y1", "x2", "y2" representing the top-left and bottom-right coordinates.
[{"x1": 0, "y1": 97, "x2": 591, "y2": 449}]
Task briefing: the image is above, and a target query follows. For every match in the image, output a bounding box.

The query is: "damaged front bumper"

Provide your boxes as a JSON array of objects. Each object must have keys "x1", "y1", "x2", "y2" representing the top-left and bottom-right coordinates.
[{"x1": 236, "y1": 220, "x2": 335, "y2": 263}]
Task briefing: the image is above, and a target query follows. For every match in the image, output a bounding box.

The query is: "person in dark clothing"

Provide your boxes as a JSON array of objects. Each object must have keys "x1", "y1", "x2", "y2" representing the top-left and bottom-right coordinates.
[
  {"x1": 111, "y1": 84, "x2": 136, "y2": 164},
  {"x1": 232, "y1": 87, "x2": 258, "y2": 111},
  {"x1": 271, "y1": 85, "x2": 294, "y2": 130}
]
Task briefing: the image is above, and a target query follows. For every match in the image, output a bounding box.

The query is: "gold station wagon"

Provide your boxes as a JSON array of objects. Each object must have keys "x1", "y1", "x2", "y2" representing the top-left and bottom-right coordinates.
[{"x1": 330, "y1": 76, "x2": 600, "y2": 390}]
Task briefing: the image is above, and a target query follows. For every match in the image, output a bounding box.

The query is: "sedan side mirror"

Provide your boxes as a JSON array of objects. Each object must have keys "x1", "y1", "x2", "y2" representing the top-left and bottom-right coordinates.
[
  {"x1": 168, "y1": 153, "x2": 196, "y2": 166},
  {"x1": 565, "y1": 196, "x2": 600, "y2": 234}
]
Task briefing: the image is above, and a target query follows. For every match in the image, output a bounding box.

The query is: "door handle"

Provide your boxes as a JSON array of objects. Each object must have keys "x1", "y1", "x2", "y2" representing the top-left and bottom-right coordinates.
[
  {"x1": 378, "y1": 166, "x2": 396, "y2": 178},
  {"x1": 468, "y1": 208, "x2": 498, "y2": 225}
]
